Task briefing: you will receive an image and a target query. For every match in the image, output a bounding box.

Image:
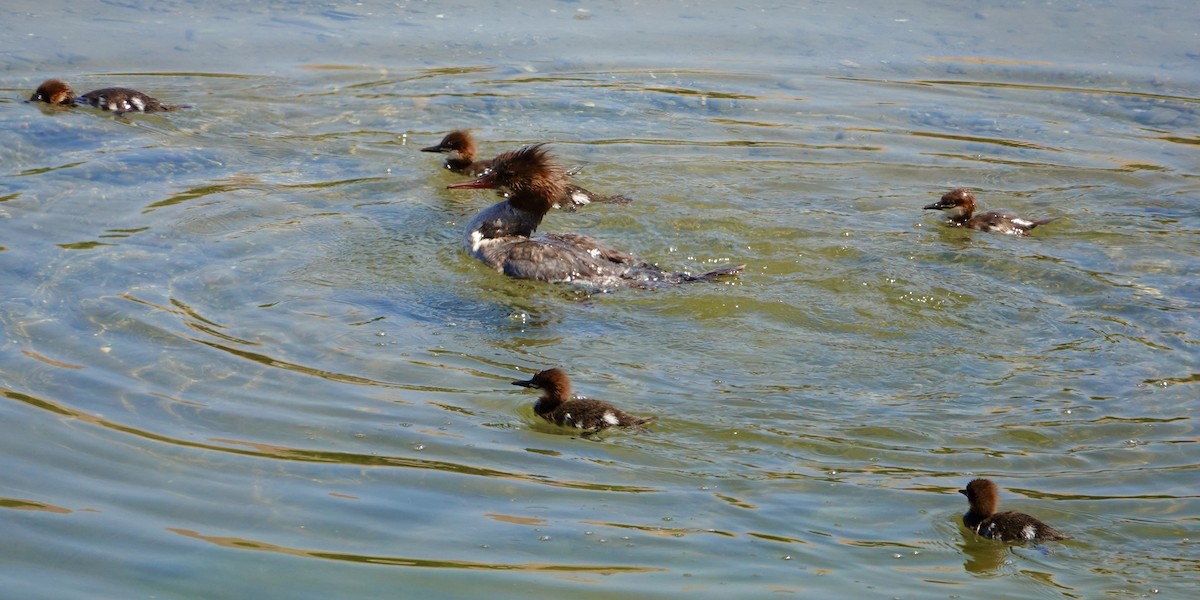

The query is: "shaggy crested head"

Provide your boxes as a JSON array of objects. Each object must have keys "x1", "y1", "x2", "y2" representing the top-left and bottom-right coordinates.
[
  {"x1": 448, "y1": 143, "x2": 565, "y2": 213},
  {"x1": 488, "y1": 144, "x2": 564, "y2": 196}
]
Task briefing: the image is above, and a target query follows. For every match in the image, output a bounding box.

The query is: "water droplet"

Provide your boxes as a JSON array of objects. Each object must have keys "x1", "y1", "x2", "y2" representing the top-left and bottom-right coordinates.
[
  {"x1": 538, "y1": 535, "x2": 551, "y2": 541},
  {"x1": 413, "y1": 444, "x2": 425, "y2": 451},
  {"x1": 892, "y1": 553, "x2": 902, "y2": 559},
  {"x1": 782, "y1": 555, "x2": 791, "y2": 560}
]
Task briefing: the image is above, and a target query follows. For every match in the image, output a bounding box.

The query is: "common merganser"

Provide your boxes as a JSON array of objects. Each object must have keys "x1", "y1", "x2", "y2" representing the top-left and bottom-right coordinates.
[
  {"x1": 960, "y1": 479, "x2": 1069, "y2": 543},
  {"x1": 28, "y1": 78, "x2": 181, "y2": 114},
  {"x1": 924, "y1": 189, "x2": 1056, "y2": 236},
  {"x1": 449, "y1": 143, "x2": 743, "y2": 289},
  {"x1": 424, "y1": 130, "x2": 631, "y2": 210},
  {"x1": 512, "y1": 368, "x2": 653, "y2": 432}
]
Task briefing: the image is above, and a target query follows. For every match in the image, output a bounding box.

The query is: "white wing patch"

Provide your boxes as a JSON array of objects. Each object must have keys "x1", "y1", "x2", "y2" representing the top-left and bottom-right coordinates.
[
  {"x1": 571, "y1": 191, "x2": 590, "y2": 205},
  {"x1": 469, "y1": 230, "x2": 484, "y2": 252},
  {"x1": 602, "y1": 411, "x2": 620, "y2": 426},
  {"x1": 1021, "y1": 524, "x2": 1036, "y2": 540}
]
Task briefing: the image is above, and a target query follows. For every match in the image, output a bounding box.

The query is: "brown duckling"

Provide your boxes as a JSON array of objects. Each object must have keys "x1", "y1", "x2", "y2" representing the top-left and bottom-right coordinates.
[
  {"x1": 512, "y1": 368, "x2": 653, "y2": 432},
  {"x1": 960, "y1": 479, "x2": 1069, "y2": 543},
  {"x1": 29, "y1": 78, "x2": 181, "y2": 114},
  {"x1": 924, "y1": 189, "x2": 1056, "y2": 236}
]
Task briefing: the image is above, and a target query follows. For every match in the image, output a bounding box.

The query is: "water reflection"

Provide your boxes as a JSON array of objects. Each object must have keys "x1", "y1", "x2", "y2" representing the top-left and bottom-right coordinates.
[
  {"x1": 171, "y1": 528, "x2": 665, "y2": 574},
  {"x1": 0, "y1": 387, "x2": 658, "y2": 493}
]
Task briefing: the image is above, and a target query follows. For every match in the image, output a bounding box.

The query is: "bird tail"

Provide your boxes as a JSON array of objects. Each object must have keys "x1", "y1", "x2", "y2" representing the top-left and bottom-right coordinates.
[
  {"x1": 680, "y1": 264, "x2": 745, "y2": 282},
  {"x1": 621, "y1": 263, "x2": 744, "y2": 289},
  {"x1": 598, "y1": 194, "x2": 633, "y2": 205}
]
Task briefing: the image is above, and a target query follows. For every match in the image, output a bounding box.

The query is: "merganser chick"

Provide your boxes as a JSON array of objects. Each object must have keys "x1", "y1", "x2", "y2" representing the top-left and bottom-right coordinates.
[
  {"x1": 29, "y1": 78, "x2": 76, "y2": 105},
  {"x1": 924, "y1": 188, "x2": 1056, "y2": 236},
  {"x1": 959, "y1": 479, "x2": 1069, "y2": 543},
  {"x1": 512, "y1": 368, "x2": 653, "y2": 432},
  {"x1": 29, "y1": 78, "x2": 180, "y2": 114},
  {"x1": 79, "y1": 86, "x2": 179, "y2": 114},
  {"x1": 422, "y1": 130, "x2": 493, "y2": 176},
  {"x1": 424, "y1": 130, "x2": 631, "y2": 210},
  {"x1": 449, "y1": 144, "x2": 743, "y2": 288}
]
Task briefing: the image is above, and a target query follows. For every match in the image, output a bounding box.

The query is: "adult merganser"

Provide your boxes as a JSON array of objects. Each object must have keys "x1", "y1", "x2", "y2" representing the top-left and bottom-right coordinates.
[
  {"x1": 28, "y1": 78, "x2": 180, "y2": 114},
  {"x1": 512, "y1": 368, "x2": 653, "y2": 432},
  {"x1": 423, "y1": 130, "x2": 631, "y2": 210},
  {"x1": 449, "y1": 143, "x2": 743, "y2": 289},
  {"x1": 959, "y1": 479, "x2": 1069, "y2": 543},
  {"x1": 924, "y1": 189, "x2": 1056, "y2": 236}
]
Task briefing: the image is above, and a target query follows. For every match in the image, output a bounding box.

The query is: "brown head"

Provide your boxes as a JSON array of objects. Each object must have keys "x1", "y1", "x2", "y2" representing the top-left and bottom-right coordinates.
[
  {"x1": 512, "y1": 367, "x2": 573, "y2": 400},
  {"x1": 959, "y1": 478, "x2": 1001, "y2": 517},
  {"x1": 924, "y1": 188, "x2": 977, "y2": 218},
  {"x1": 448, "y1": 144, "x2": 565, "y2": 213},
  {"x1": 421, "y1": 130, "x2": 478, "y2": 160},
  {"x1": 29, "y1": 79, "x2": 76, "y2": 105}
]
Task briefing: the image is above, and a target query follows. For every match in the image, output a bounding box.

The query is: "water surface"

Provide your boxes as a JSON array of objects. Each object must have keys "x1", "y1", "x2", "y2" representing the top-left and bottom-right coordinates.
[{"x1": 2, "y1": 1, "x2": 1198, "y2": 598}]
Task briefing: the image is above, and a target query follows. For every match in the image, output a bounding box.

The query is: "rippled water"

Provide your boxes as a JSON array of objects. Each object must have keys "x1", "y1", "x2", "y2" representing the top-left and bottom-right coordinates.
[{"x1": 2, "y1": 1, "x2": 1198, "y2": 598}]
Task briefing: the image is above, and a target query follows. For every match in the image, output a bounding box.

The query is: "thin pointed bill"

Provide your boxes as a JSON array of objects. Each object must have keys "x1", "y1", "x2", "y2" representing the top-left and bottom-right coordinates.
[{"x1": 448, "y1": 176, "x2": 496, "y2": 190}]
